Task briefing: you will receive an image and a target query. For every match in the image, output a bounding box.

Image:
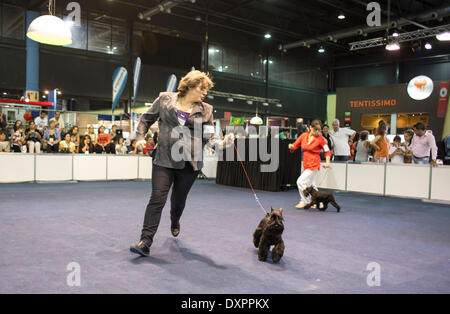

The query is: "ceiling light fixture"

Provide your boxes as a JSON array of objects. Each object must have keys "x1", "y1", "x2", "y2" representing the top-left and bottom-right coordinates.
[
  {"x1": 385, "y1": 42, "x2": 400, "y2": 51},
  {"x1": 264, "y1": 33, "x2": 271, "y2": 39},
  {"x1": 318, "y1": 46, "x2": 325, "y2": 53},
  {"x1": 337, "y1": 12, "x2": 345, "y2": 20},
  {"x1": 26, "y1": 0, "x2": 72, "y2": 46},
  {"x1": 424, "y1": 42, "x2": 432, "y2": 49},
  {"x1": 436, "y1": 31, "x2": 450, "y2": 41}
]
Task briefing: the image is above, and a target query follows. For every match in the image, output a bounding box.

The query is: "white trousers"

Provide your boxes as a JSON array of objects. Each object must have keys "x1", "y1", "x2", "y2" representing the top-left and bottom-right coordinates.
[
  {"x1": 296, "y1": 169, "x2": 318, "y2": 204},
  {"x1": 28, "y1": 141, "x2": 41, "y2": 153}
]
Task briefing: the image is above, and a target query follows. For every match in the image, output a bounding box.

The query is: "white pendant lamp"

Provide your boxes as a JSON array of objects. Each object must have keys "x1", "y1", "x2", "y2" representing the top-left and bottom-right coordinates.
[
  {"x1": 26, "y1": 0, "x2": 72, "y2": 46},
  {"x1": 250, "y1": 104, "x2": 264, "y2": 125}
]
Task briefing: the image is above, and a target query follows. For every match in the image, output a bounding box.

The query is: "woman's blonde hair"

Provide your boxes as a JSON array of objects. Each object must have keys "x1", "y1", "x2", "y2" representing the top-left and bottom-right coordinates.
[{"x1": 177, "y1": 70, "x2": 214, "y2": 98}]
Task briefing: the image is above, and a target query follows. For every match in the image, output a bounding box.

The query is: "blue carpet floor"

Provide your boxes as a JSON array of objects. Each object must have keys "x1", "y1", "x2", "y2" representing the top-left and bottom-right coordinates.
[{"x1": 0, "y1": 180, "x2": 449, "y2": 294}]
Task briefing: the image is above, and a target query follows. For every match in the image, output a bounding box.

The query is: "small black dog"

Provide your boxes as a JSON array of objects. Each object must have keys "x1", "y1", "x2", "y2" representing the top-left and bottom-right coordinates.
[
  {"x1": 302, "y1": 186, "x2": 341, "y2": 212},
  {"x1": 253, "y1": 207, "x2": 285, "y2": 263}
]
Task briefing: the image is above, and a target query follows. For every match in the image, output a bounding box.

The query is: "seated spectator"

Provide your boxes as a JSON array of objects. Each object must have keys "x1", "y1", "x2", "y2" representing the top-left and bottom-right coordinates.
[
  {"x1": 87, "y1": 125, "x2": 97, "y2": 145},
  {"x1": 34, "y1": 111, "x2": 48, "y2": 133},
  {"x1": 0, "y1": 130, "x2": 10, "y2": 152},
  {"x1": 79, "y1": 135, "x2": 95, "y2": 154},
  {"x1": 355, "y1": 131, "x2": 371, "y2": 162},
  {"x1": 59, "y1": 133, "x2": 76, "y2": 153},
  {"x1": 127, "y1": 139, "x2": 139, "y2": 155},
  {"x1": 402, "y1": 129, "x2": 414, "y2": 164},
  {"x1": 410, "y1": 122, "x2": 437, "y2": 166},
  {"x1": 143, "y1": 136, "x2": 154, "y2": 156},
  {"x1": 106, "y1": 125, "x2": 120, "y2": 153},
  {"x1": 95, "y1": 125, "x2": 114, "y2": 154},
  {"x1": 0, "y1": 109, "x2": 7, "y2": 131},
  {"x1": 389, "y1": 135, "x2": 405, "y2": 164},
  {"x1": 69, "y1": 126, "x2": 81, "y2": 152},
  {"x1": 11, "y1": 125, "x2": 25, "y2": 152},
  {"x1": 43, "y1": 120, "x2": 60, "y2": 153},
  {"x1": 25, "y1": 121, "x2": 42, "y2": 153},
  {"x1": 115, "y1": 137, "x2": 128, "y2": 155},
  {"x1": 371, "y1": 122, "x2": 389, "y2": 163}
]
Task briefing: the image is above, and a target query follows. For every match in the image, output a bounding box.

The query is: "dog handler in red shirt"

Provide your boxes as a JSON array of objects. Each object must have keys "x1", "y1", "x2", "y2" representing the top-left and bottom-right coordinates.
[{"x1": 288, "y1": 119, "x2": 331, "y2": 209}]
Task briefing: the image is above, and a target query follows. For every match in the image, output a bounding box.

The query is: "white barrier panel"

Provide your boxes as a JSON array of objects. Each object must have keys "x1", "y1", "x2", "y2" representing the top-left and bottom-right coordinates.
[
  {"x1": 430, "y1": 166, "x2": 450, "y2": 202},
  {"x1": 107, "y1": 155, "x2": 139, "y2": 180},
  {"x1": 73, "y1": 155, "x2": 107, "y2": 181},
  {"x1": 138, "y1": 156, "x2": 152, "y2": 180},
  {"x1": 385, "y1": 164, "x2": 430, "y2": 199},
  {"x1": 347, "y1": 163, "x2": 385, "y2": 195},
  {"x1": 0, "y1": 153, "x2": 34, "y2": 183},
  {"x1": 316, "y1": 162, "x2": 347, "y2": 190},
  {"x1": 35, "y1": 154, "x2": 72, "y2": 181}
]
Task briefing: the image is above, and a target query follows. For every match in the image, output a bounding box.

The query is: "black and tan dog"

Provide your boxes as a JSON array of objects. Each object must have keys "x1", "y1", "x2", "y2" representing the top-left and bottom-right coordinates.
[
  {"x1": 302, "y1": 186, "x2": 341, "y2": 212},
  {"x1": 253, "y1": 207, "x2": 285, "y2": 263}
]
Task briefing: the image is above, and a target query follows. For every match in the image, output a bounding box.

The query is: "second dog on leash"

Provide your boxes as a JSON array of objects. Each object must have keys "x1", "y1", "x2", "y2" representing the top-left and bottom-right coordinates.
[{"x1": 302, "y1": 186, "x2": 341, "y2": 212}]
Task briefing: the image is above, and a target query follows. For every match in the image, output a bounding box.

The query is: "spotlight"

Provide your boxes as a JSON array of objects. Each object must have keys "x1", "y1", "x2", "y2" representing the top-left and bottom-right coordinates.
[
  {"x1": 207, "y1": 95, "x2": 214, "y2": 99},
  {"x1": 262, "y1": 102, "x2": 269, "y2": 106},
  {"x1": 227, "y1": 97, "x2": 234, "y2": 102},
  {"x1": 392, "y1": 32, "x2": 399, "y2": 37},
  {"x1": 318, "y1": 46, "x2": 325, "y2": 53},
  {"x1": 247, "y1": 100, "x2": 253, "y2": 105},
  {"x1": 276, "y1": 104, "x2": 282, "y2": 108},
  {"x1": 385, "y1": 42, "x2": 400, "y2": 51},
  {"x1": 425, "y1": 42, "x2": 432, "y2": 50},
  {"x1": 436, "y1": 32, "x2": 450, "y2": 41},
  {"x1": 2, "y1": 92, "x2": 7, "y2": 95},
  {"x1": 337, "y1": 12, "x2": 345, "y2": 20},
  {"x1": 264, "y1": 33, "x2": 271, "y2": 39}
]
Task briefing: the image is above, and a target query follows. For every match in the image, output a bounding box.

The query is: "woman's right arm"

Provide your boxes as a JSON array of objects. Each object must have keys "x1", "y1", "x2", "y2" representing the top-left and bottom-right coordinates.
[{"x1": 136, "y1": 95, "x2": 162, "y2": 143}]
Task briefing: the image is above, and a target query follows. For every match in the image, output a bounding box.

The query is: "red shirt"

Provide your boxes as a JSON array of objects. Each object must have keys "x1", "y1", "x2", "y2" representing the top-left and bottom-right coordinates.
[
  {"x1": 292, "y1": 132, "x2": 331, "y2": 171},
  {"x1": 97, "y1": 133, "x2": 110, "y2": 146}
]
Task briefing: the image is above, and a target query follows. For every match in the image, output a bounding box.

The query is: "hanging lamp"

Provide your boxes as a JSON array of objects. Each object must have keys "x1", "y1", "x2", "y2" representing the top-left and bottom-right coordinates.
[{"x1": 27, "y1": 0, "x2": 72, "y2": 46}]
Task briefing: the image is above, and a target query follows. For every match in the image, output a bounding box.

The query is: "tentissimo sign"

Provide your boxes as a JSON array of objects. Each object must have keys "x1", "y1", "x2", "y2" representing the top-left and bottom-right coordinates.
[{"x1": 350, "y1": 99, "x2": 397, "y2": 108}]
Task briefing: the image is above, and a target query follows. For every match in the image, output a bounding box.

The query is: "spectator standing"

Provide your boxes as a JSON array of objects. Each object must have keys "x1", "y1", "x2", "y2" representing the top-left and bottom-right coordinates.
[
  {"x1": 59, "y1": 133, "x2": 75, "y2": 153},
  {"x1": 320, "y1": 124, "x2": 333, "y2": 161},
  {"x1": 410, "y1": 122, "x2": 437, "y2": 166},
  {"x1": 443, "y1": 134, "x2": 450, "y2": 165},
  {"x1": 0, "y1": 130, "x2": 10, "y2": 152},
  {"x1": 43, "y1": 120, "x2": 60, "y2": 153},
  {"x1": 389, "y1": 135, "x2": 406, "y2": 164},
  {"x1": 0, "y1": 109, "x2": 7, "y2": 131},
  {"x1": 107, "y1": 125, "x2": 120, "y2": 153},
  {"x1": 143, "y1": 136, "x2": 154, "y2": 156},
  {"x1": 355, "y1": 131, "x2": 371, "y2": 162},
  {"x1": 34, "y1": 111, "x2": 48, "y2": 133},
  {"x1": 371, "y1": 122, "x2": 389, "y2": 163},
  {"x1": 329, "y1": 119, "x2": 356, "y2": 161},
  {"x1": 25, "y1": 121, "x2": 42, "y2": 153},
  {"x1": 403, "y1": 129, "x2": 414, "y2": 164}
]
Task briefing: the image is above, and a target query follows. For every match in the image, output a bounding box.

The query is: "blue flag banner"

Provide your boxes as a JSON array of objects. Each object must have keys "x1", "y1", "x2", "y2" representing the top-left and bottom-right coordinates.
[
  {"x1": 133, "y1": 57, "x2": 142, "y2": 106},
  {"x1": 112, "y1": 67, "x2": 128, "y2": 112},
  {"x1": 166, "y1": 74, "x2": 177, "y2": 92}
]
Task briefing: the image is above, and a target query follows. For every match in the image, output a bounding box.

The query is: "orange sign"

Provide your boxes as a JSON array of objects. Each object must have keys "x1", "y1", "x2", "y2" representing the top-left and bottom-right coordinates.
[{"x1": 350, "y1": 99, "x2": 397, "y2": 109}]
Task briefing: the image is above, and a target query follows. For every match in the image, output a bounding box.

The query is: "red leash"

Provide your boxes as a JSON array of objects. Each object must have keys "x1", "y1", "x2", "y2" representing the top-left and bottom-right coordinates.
[{"x1": 233, "y1": 141, "x2": 268, "y2": 214}]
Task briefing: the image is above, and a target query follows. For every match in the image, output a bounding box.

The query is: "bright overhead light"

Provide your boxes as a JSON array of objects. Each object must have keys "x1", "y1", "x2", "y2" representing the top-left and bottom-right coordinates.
[
  {"x1": 207, "y1": 95, "x2": 214, "y2": 99},
  {"x1": 227, "y1": 97, "x2": 234, "y2": 102},
  {"x1": 250, "y1": 116, "x2": 264, "y2": 125},
  {"x1": 27, "y1": 15, "x2": 72, "y2": 46},
  {"x1": 385, "y1": 42, "x2": 400, "y2": 51},
  {"x1": 425, "y1": 42, "x2": 432, "y2": 50},
  {"x1": 276, "y1": 104, "x2": 283, "y2": 108},
  {"x1": 318, "y1": 46, "x2": 325, "y2": 53},
  {"x1": 264, "y1": 33, "x2": 271, "y2": 39},
  {"x1": 436, "y1": 32, "x2": 450, "y2": 41},
  {"x1": 337, "y1": 13, "x2": 345, "y2": 19},
  {"x1": 262, "y1": 102, "x2": 269, "y2": 106},
  {"x1": 247, "y1": 100, "x2": 253, "y2": 105},
  {"x1": 392, "y1": 32, "x2": 399, "y2": 37},
  {"x1": 2, "y1": 92, "x2": 7, "y2": 95}
]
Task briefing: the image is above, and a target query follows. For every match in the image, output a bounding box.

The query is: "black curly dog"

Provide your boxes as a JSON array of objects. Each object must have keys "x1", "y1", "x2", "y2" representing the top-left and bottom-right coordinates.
[
  {"x1": 302, "y1": 186, "x2": 341, "y2": 212},
  {"x1": 253, "y1": 207, "x2": 285, "y2": 263}
]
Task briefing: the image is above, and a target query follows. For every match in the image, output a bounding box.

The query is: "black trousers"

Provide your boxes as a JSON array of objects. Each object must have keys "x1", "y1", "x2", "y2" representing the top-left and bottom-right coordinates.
[{"x1": 140, "y1": 163, "x2": 199, "y2": 246}]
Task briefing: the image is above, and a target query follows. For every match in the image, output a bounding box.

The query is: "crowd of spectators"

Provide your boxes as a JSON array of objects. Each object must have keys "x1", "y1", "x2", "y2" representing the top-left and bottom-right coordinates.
[{"x1": 0, "y1": 110, "x2": 156, "y2": 156}]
